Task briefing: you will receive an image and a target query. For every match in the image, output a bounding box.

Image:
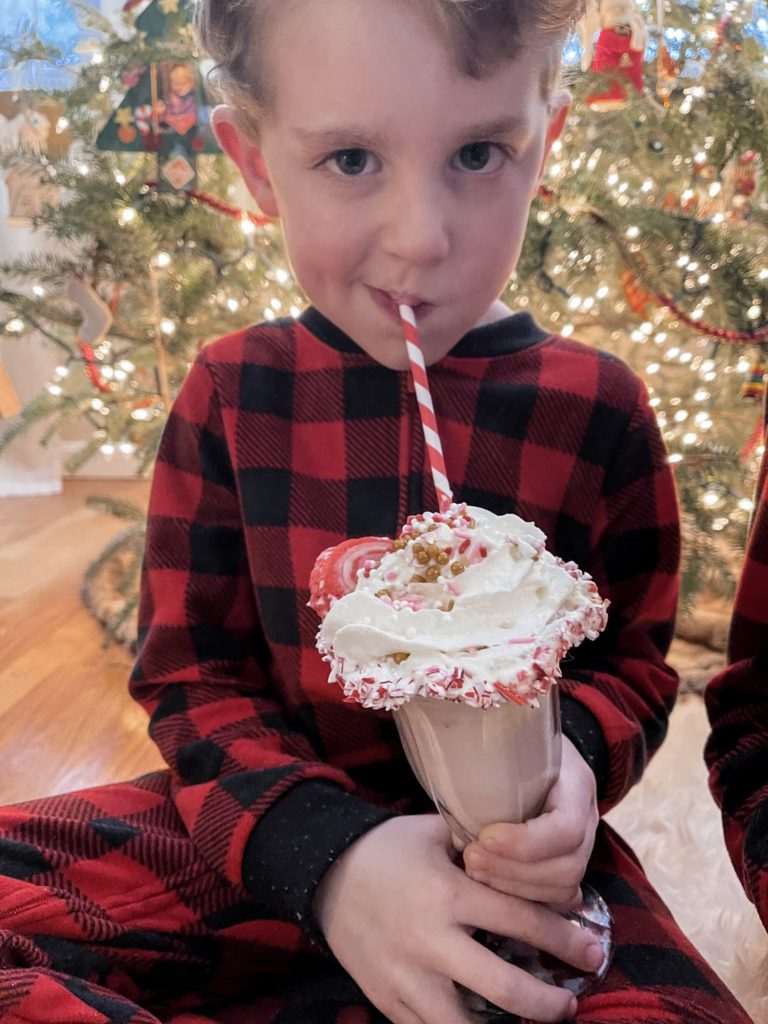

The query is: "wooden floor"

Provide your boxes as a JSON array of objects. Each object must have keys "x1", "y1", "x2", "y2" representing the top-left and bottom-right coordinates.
[{"x1": 0, "y1": 478, "x2": 163, "y2": 805}]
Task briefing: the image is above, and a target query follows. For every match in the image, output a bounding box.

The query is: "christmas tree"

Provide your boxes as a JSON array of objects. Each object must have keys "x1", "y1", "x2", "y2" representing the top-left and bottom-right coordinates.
[
  {"x1": 510, "y1": 0, "x2": 768, "y2": 607},
  {"x1": 0, "y1": 0, "x2": 766, "y2": 639}
]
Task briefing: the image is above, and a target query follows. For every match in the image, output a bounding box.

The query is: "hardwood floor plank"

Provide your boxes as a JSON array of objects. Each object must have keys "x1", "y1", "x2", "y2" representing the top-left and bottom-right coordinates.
[{"x1": 0, "y1": 478, "x2": 162, "y2": 803}]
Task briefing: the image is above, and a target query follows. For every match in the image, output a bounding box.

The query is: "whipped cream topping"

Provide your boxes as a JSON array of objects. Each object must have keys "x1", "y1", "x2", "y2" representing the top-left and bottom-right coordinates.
[{"x1": 316, "y1": 504, "x2": 609, "y2": 710}]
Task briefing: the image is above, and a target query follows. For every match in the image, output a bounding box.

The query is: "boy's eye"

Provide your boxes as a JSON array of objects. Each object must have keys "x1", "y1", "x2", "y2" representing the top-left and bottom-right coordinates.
[
  {"x1": 327, "y1": 148, "x2": 377, "y2": 176},
  {"x1": 454, "y1": 141, "x2": 505, "y2": 173}
]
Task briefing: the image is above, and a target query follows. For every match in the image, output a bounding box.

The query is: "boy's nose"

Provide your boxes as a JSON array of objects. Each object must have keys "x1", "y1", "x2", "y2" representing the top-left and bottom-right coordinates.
[{"x1": 380, "y1": 181, "x2": 451, "y2": 267}]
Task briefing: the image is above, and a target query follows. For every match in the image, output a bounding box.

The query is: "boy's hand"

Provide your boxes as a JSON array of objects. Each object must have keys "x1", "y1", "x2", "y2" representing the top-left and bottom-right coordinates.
[
  {"x1": 313, "y1": 813, "x2": 604, "y2": 1024},
  {"x1": 463, "y1": 736, "x2": 599, "y2": 908}
]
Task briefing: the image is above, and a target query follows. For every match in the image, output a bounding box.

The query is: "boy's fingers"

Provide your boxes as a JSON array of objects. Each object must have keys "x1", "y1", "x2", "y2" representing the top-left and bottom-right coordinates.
[
  {"x1": 441, "y1": 932, "x2": 577, "y2": 1023},
  {"x1": 455, "y1": 879, "x2": 603, "y2": 974},
  {"x1": 468, "y1": 871, "x2": 582, "y2": 907},
  {"x1": 477, "y1": 816, "x2": 587, "y2": 862},
  {"x1": 464, "y1": 845, "x2": 589, "y2": 892}
]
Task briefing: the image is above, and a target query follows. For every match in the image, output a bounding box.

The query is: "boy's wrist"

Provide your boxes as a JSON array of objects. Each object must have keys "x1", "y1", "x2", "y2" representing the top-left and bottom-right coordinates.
[{"x1": 241, "y1": 779, "x2": 397, "y2": 939}]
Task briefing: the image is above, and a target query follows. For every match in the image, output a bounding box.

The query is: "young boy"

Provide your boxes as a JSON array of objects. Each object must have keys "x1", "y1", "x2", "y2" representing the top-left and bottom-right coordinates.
[
  {"x1": 706, "y1": 401, "x2": 768, "y2": 933},
  {"x1": 0, "y1": 1, "x2": 754, "y2": 1022}
]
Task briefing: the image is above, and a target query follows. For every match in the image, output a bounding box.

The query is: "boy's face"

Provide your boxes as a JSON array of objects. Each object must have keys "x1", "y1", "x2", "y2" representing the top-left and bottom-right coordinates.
[{"x1": 214, "y1": 0, "x2": 567, "y2": 369}]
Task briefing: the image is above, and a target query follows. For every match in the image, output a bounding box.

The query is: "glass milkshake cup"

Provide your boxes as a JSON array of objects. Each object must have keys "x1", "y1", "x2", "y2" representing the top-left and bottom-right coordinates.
[{"x1": 393, "y1": 684, "x2": 612, "y2": 1014}]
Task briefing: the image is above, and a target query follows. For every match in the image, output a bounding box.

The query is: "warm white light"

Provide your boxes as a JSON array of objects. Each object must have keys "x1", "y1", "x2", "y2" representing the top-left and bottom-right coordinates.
[
  {"x1": 646, "y1": 362, "x2": 660, "y2": 374},
  {"x1": 99, "y1": 76, "x2": 110, "y2": 93},
  {"x1": 131, "y1": 408, "x2": 151, "y2": 421},
  {"x1": 290, "y1": 305, "x2": 301, "y2": 318},
  {"x1": 748, "y1": 304, "x2": 762, "y2": 320},
  {"x1": 668, "y1": 453, "x2": 684, "y2": 464},
  {"x1": 683, "y1": 432, "x2": 698, "y2": 445},
  {"x1": 119, "y1": 207, "x2": 137, "y2": 225},
  {"x1": 33, "y1": 285, "x2": 45, "y2": 297},
  {"x1": 118, "y1": 360, "x2": 135, "y2": 373},
  {"x1": 114, "y1": 170, "x2": 126, "y2": 186},
  {"x1": 596, "y1": 285, "x2": 609, "y2": 299},
  {"x1": 674, "y1": 409, "x2": 689, "y2": 422},
  {"x1": 100, "y1": 443, "x2": 115, "y2": 455},
  {"x1": 561, "y1": 323, "x2": 574, "y2": 337},
  {"x1": 91, "y1": 51, "x2": 104, "y2": 64},
  {"x1": 276, "y1": 268, "x2": 290, "y2": 284},
  {"x1": 119, "y1": 442, "x2": 136, "y2": 455},
  {"x1": 626, "y1": 226, "x2": 640, "y2": 239},
  {"x1": 270, "y1": 298, "x2": 282, "y2": 311},
  {"x1": 47, "y1": 384, "x2": 62, "y2": 396},
  {"x1": 739, "y1": 498, "x2": 755, "y2": 512},
  {"x1": 90, "y1": 398, "x2": 105, "y2": 411},
  {"x1": 702, "y1": 490, "x2": 720, "y2": 507},
  {"x1": 264, "y1": 308, "x2": 276, "y2": 321},
  {"x1": 5, "y1": 318, "x2": 24, "y2": 333},
  {"x1": 240, "y1": 215, "x2": 256, "y2": 236},
  {"x1": 160, "y1": 318, "x2": 176, "y2": 336},
  {"x1": 155, "y1": 251, "x2": 172, "y2": 268}
]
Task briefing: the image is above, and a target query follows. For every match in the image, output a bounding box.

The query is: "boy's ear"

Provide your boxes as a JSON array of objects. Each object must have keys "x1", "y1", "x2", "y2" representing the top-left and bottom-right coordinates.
[
  {"x1": 536, "y1": 91, "x2": 571, "y2": 186},
  {"x1": 211, "y1": 105, "x2": 279, "y2": 218}
]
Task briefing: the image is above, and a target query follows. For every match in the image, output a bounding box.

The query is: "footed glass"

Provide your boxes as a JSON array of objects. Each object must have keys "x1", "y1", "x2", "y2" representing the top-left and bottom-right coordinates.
[{"x1": 393, "y1": 688, "x2": 612, "y2": 1016}]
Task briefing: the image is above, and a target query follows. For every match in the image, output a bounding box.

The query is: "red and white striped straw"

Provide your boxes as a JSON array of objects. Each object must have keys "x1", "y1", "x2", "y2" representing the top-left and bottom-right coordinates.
[{"x1": 399, "y1": 304, "x2": 453, "y2": 512}]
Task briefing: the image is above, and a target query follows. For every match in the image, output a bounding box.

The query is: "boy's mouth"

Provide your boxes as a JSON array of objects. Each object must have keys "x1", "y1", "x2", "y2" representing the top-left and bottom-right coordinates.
[{"x1": 368, "y1": 287, "x2": 434, "y2": 322}]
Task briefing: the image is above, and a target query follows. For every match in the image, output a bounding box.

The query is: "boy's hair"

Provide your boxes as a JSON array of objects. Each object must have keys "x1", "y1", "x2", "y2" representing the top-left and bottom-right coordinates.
[{"x1": 196, "y1": 0, "x2": 584, "y2": 135}]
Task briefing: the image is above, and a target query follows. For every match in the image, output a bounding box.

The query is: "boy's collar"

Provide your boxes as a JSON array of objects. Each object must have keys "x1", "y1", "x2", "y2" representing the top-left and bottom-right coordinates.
[{"x1": 298, "y1": 306, "x2": 548, "y2": 359}]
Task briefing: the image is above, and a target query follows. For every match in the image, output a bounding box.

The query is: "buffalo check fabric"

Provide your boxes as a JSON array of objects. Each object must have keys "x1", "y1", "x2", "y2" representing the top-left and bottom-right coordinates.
[
  {"x1": 706, "y1": 394, "x2": 768, "y2": 931},
  {"x1": 0, "y1": 309, "x2": 750, "y2": 1021}
]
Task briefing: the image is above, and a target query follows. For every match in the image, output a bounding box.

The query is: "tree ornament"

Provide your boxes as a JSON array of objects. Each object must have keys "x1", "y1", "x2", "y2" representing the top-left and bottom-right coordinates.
[
  {"x1": 0, "y1": 96, "x2": 71, "y2": 227},
  {"x1": 620, "y1": 268, "x2": 654, "y2": 317},
  {"x1": 579, "y1": 0, "x2": 648, "y2": 112},
  {"x1": 66, "y1": 276, "x2": 116, "y2": 393},
  {"x1": 656, "y1": 44, "x2": 677, "y2": 103},
  {"x1": 722, "y1": 150, "x2": 761, "y2": 224},
  {"x1": 96, "y1": 0, "x2": 219, "y2": 192},
  {"x1": 741, "y1": 362, "x2": 766, "y2": 402}
]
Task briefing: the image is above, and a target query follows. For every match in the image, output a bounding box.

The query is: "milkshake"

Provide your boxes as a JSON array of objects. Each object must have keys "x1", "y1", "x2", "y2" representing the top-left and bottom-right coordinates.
[{"x1": 312, "y1": 503, "x2": 607, "y2": 845}]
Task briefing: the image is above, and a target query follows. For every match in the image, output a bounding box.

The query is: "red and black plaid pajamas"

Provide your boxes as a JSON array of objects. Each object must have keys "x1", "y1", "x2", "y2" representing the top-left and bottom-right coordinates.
[
  {"x1": 706, "y1": 392, "x2": 768, "y2": 933},
  {"x1": 0, "y1": 309, "x2": 752, "y2": 1023}
]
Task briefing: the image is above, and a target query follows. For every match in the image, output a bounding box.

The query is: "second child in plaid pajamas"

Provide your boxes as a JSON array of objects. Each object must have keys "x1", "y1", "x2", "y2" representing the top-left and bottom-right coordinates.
[
  {"x1": 0, "y1": 1, "x2": 754, "y2": 1022},
  {"x1": 706, "y1": 394, "x2": 768, "y2": 935}
]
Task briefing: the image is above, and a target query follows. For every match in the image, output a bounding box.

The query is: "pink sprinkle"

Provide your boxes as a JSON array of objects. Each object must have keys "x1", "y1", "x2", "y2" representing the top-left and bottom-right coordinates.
[
  {"x1": 507, "y1": 636, "x2": 535, "y2": 645},
  {"x1": 386, "y1": 572, "x2": 398, "y2": 581},
  {"x1": 459, "y1": 539, "x2": 471, "y2": 554},
  {"x1": 446, "y1": 582, "x2": 460, "y2": 596},
  {"x1": 454, "y1": 528, "x2": 472, "y2": 540}
]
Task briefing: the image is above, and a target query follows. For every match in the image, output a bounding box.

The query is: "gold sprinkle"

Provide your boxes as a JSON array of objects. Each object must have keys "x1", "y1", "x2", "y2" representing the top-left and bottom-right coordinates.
[
  {"x1": 410, "y1": 573, "x2": 427, "y2": 583},
  {"x1": 425, "y1": 566, "x2": 440, "y2": 582},
  {"x1": 416, "y1": 551, "x2": 430, "y2": 565},
  {"x1": 442, "y1": 599, "x2": 455, "y2": 612},
  {"x1": 450, "y1": 562, "x2": 466, "y2": 576},
  {"x1": 393, "y1": 652, "x2": 409, "y2": 664},
  {"x1": 426, "y1": 544, "x2": 440, "y2": 559},
  {"x1": 376, "y1": 589, "x2": 391, "y2": 599},
  {"x1": 413, "y1": 543, "x2": 424, "y2": 554},
  {"x1": 393, "y1": 539, "x2": 407, "y2": 551},
  {"x1": 436, "y1": 552, "x2": 450, "y2": 565}
]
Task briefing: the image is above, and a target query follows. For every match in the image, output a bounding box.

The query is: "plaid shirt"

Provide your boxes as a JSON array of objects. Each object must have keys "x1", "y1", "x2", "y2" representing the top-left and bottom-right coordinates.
[
  {"x1": 706, "y1": 396, "x2": 768, "y2": 930},
  {"x1": 130, "y1": 306, "x2": 680, "y2": 937}
]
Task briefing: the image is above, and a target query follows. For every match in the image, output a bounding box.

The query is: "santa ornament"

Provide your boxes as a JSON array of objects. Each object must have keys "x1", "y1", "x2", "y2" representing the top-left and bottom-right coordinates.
[
  {"x1": 580, "y1": 0, "x2": 648, "y2": 112},
  {"x1": 0, "y1": 95, "x2": 72, "y2": 227}
]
